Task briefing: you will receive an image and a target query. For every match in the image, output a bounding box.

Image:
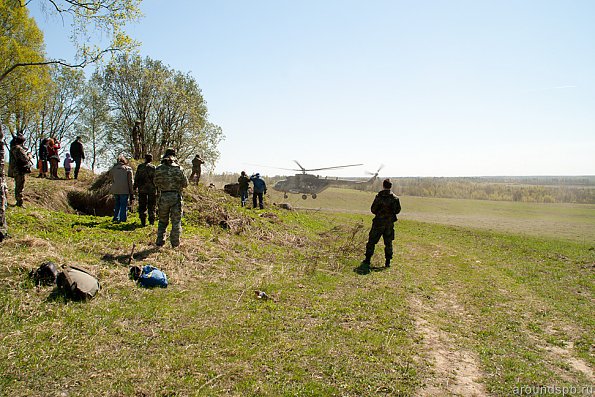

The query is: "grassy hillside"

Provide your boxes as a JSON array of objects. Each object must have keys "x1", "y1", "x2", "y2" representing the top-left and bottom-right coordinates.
[{"x1": 0, "y1": 177, "x2": 593, "y2": 396}]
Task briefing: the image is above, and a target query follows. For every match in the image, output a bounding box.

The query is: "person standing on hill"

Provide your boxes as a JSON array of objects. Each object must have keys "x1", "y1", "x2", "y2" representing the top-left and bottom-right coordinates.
[
  {"x1": 8, "y1": 135, "x2": 32, "y2": 207},
  {"x1": 250, "y1": 173, "x2": 267, "y2": 209},
  {"x1": 108, "y1": 155, "x2": 134, "y2": 223},
  {"x1": 63, "y1": 153, "x2": 75, "y2": 179},
  {"x1": 238, "y1": 171, "x2": 250, "y2": 207},
  {"x1": 134, "y1": 154, "x2": 157, "y2": 227},
  {"x1": 361, "y1": 178, "x2": 401, "y2": 271},
  {"x1": 47, "y1": 138, "x2": 61, "y2": 179},
  {"x1": 154, "y1": 148, "x2": 189, "y2": 247},
  {"x1": 189, "y1": 154, "x2": 205, "y2": 185},
  {"x1": 37, "y1": 138, "x2": 48, "y2": 178},
  {"x1": 69, "y1": 136, "x2": 85, "y2": 180}
]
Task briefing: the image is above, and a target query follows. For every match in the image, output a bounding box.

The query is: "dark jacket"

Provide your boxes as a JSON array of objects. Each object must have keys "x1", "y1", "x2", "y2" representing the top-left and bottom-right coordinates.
[
  {"x1": 134, "y1": 162, "x2": 156, "y2": 193},
  {"x1": 250, "y1": 175, "x2": 267, "y2": 194},
  {"x1": 38, "y1": 139, "x2": 48, "y2": 161},
  {"x1": 238, "y1": 175, "x2": 250, "y2": 191},
  {"x1": 191, "y1": 156, "x2": 204, "y2": 172},
  {"x1": 70, "y1": 140, "x2": 85, "y2": 161},
  {"x1": 371, "y1": 189, "x2": 401, "y2": 223}
]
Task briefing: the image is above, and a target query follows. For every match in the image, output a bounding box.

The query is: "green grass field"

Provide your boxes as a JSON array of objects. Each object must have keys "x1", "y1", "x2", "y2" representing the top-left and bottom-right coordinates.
[
  {"x1": 0, "y1": 178, "x2": 593, "y2": 396},
  {"x1": 267, "y1": 187, "x2": 595, "y2": 243}
]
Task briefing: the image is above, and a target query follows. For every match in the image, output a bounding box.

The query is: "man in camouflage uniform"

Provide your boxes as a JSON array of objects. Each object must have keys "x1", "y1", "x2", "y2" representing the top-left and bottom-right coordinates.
[
  {"x1": 9, "y1": 135, "x2": 31, "y2": 207},
  {"x1": 361, "y1": 179, "x2": 401, "y2": 271},
  {"x1": 189, "y1": 154, "x2": 205, "y2": 185},
  {"x1": 134, "y1": 154, "x2": 157, "y2": 226},
  {"x1": 154, "y1": 148, "x2": 189, "y2": 247}
]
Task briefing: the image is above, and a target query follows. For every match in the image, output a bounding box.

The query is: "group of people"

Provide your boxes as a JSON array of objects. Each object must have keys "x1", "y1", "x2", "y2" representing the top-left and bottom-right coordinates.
[
  {"x1": 108, "y1": 149, "x2": 189, "y2": 248},
  {"x1": 8, "y1": 139, "x2": 401, "y2": 267},
  {"x1": 36, "y1": 136, "x2": 85, "y2": 180},
  {"x1": 237, "y1": 171, "x2": 267, "y2": 209},
  {"x1": 8, "y1": 135, "x2": 86, "y2": 207}
]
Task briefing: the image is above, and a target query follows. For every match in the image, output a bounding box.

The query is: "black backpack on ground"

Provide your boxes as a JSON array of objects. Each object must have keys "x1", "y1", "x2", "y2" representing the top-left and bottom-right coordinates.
[{"x1": 30, "y1": 262, "x2": 59, "y2": 286}]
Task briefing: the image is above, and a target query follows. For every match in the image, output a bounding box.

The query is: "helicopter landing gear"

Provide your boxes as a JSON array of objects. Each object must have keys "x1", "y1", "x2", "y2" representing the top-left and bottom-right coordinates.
[
  {"x1": 312, "y1": 194, "x2": 317, "y2": 199},
  {"x1": 284, "y1": 193, "x2": 288, "y2": 199},
  {"x1": 302, "y1": 194, "x2": 307, "y2": 200}
]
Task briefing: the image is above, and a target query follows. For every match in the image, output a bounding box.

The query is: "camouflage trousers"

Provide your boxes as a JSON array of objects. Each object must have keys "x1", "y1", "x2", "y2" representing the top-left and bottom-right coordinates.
[
  {"x1": 156, "y1": 192, "x2": 183, "y2": 247},
  {"x1": 138, "y1": 190, "x2": 157, "y2": 225},
  {"x1": 365, "y1": 220, "x2": 395, "y2": 260},
  {"x1": 14, "y1": 174, "x2": 25, "y2": 206}
]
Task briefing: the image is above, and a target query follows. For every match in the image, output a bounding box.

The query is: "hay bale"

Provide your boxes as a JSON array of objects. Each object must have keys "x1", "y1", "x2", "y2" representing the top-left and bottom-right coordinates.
[
  {"x1": 67, "y1": 171, "x2": 114, "y2": 216},
  {"x1": 223, "y1": 183, "x2": 240, "y2": 197}
]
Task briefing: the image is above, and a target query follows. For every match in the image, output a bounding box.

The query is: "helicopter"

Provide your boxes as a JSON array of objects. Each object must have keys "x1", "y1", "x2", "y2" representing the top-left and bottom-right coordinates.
[{"x1": 273, "y1": 161, "x2": 382, "y2": 199}]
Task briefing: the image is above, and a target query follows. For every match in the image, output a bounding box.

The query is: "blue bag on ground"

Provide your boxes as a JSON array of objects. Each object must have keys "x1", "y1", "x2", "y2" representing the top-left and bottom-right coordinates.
[{"x1": 139, "y1": 265, "x2": 168, "y2": 288}]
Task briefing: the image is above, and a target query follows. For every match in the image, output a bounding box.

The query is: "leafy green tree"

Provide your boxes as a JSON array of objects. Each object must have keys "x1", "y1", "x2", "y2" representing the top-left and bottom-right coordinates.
[
  {"x1": 99, "y1": 54, "x2": 223, "y2": 166},
  {"x1": 0, "y1": 0, "x2": 50, "y2": 140},
  {"x1": 1, "y1": 0, "x2": 142, "y2": 82},
  {"x1": 0, "y1": 0, "x2": 49, "y2": 241}
]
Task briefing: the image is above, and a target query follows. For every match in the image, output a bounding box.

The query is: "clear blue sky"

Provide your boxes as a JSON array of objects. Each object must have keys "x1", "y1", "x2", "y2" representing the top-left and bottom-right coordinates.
[{"x1": 31, "y1": 0, "x2": 595, "y2": 177}]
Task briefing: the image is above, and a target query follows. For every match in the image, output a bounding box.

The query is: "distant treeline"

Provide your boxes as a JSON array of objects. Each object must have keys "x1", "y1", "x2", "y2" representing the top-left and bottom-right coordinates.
[
  {"x1": 365, "y1": 176, "x2": 595, "y2": 204},
  {"x1": 209, "y1": 174, "x2": 595, "y2": 204}
]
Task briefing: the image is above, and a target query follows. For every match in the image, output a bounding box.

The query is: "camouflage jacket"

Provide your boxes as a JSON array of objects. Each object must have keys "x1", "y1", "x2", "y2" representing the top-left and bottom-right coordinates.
[
  {"x1": 134, "y1": 162, "x2": 156, "y2": 193},
  {"x1": 371, "y1": 189, "x2": 401, "y2": 223},
  {"x1": 154, "y1": 161, "x2": 189, "y2": 193},
  {"x1": 9, "y1": 144, "x2": 30, "y2": 177}
]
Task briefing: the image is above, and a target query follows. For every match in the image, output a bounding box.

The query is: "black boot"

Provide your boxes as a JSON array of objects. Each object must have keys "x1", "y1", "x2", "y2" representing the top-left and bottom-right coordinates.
[{"x1": 385, "y1": 259, "x2": 391, "y2": 268}]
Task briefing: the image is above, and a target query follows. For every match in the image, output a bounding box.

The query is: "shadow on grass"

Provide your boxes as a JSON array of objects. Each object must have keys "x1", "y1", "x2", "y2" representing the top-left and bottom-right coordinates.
[
  {"x1": 102, "y1": 246, "x2": 161, "y2": 266},
  {"x1": 353, "y1": 263, "x2": 389, "y2": 275},
  {"x1": 72, "y1": 219, "x2": 144, "y2": 231},
  {"x1": 45, "y1": 287, "x2": 82, "y2": 303}
]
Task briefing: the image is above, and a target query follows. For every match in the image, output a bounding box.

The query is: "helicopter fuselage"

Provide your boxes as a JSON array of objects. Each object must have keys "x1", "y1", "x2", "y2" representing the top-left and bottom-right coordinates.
[
  {"x1": 273, "y1": 174, "x2": 332, "y2": 196},
  {"x1": 273, "y1": 173, "x2": 376, "y2": 199}
]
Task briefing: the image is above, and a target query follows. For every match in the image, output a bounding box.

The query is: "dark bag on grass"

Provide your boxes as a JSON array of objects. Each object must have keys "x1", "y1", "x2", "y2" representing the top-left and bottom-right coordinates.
[
  {"x1": 30, "y1": 261, "x2": 58, "y2": 286},
  {"x1": 137, "y1": 265, "x2": 168, "y2": 288},
  {"x1": 56, "y1": 266, "x2": 100, "y2": 300}
]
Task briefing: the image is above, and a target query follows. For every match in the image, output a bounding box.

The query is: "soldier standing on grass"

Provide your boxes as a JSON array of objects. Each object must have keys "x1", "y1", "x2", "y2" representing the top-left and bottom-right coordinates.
[
  {"x1": 134, "y1": 154, "x2": 157, "y2": 226},
  {"x1": 361, "y1": 178, "x2": 401, "y2": 271},
  {"x1": 8, "y1": 135, "x2": 32, "y2": 207},
  {"x1": 154, "y1": 148, "x2": 188, "y2": 248},
  {"x1": 189, "y1": 154, "x2": 205, "y2": 185}
]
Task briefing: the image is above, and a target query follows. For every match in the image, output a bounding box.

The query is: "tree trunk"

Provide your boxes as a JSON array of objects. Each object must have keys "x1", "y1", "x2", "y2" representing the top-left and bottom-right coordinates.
[{"x1": 0, "y1": 123, "x2": 7, "y2": 242}]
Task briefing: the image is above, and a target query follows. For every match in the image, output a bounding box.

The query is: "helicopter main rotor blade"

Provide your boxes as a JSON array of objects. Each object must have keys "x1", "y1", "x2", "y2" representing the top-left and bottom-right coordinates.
[
  {"x1": 305, "y1": 163, "x2": 363, "y2": 172},
  {"x1": 293, "y1": 160, "x2": 306, "y2": 172},
  {"x1": 365, "y1": 164, "x2": 385, "y2": 176}
]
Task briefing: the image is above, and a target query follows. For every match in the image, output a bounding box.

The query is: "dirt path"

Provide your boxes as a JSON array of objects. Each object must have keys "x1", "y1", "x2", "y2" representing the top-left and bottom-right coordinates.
[{"x1": 411, "y1": 297, "x2": 489, "y2": 397}]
